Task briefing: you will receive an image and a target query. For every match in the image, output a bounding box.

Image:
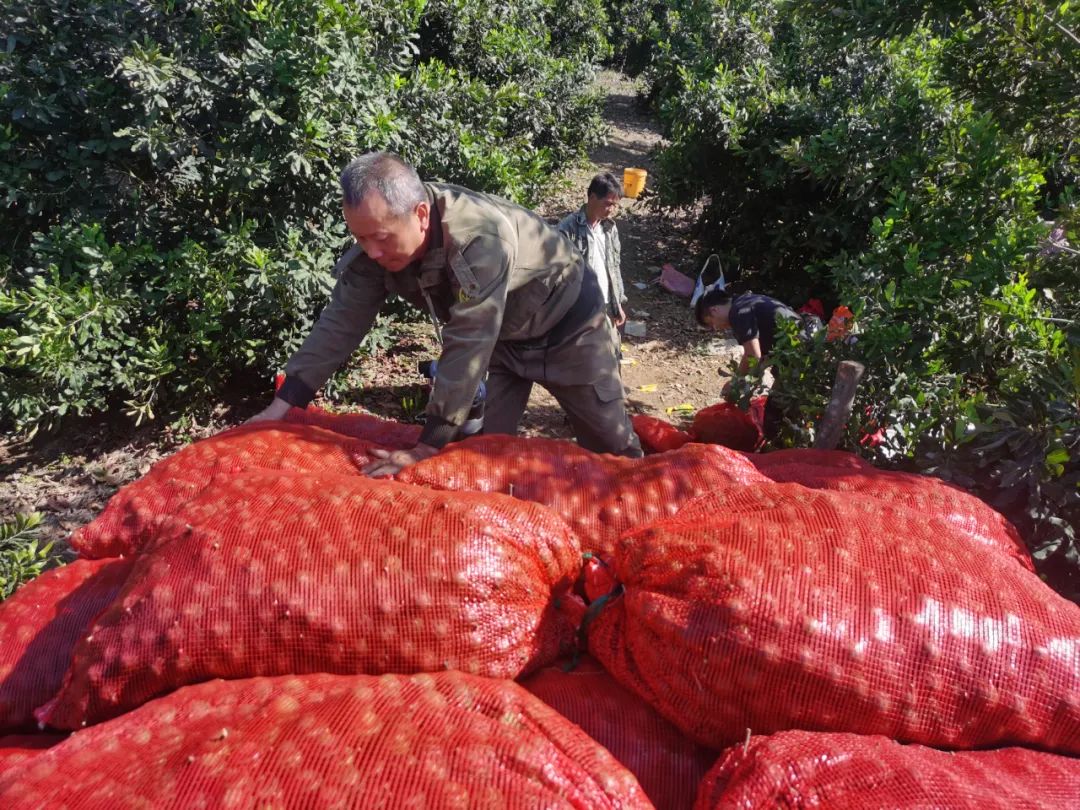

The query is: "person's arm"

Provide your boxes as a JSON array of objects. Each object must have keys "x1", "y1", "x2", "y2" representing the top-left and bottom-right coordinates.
[
  {"x1": 423, "y1": 235, "x2": 513, "y2": 447},
  {"x1": 245, "y1": 396, "x2": 292, "y2": 424},
  {"x1": 718, "y1": 337, "x2": 763, "y2": 396},
  {"x1": 738, "y1": 337, "x2": 763, "y2": 375},
  {"x1": 556, "y1": 211, "x2": 576, "y2": 238},
  {"x1": 610, "y1": 222, "x2": 626, "y2": 323},
  {"x1": 248, "y1": 253, "x2": 386, "y2": 423}
]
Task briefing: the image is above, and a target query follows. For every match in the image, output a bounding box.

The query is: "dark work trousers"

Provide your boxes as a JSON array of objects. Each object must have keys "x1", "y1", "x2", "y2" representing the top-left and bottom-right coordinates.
[{"x1": 482, "y1": 270, "x2": 642, "y2": 458}]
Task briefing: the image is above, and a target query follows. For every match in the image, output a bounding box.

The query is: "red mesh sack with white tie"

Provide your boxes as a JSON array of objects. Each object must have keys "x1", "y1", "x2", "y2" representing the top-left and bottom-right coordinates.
[
  {"x1": 750, "y1": 448, "x2": 1031, "y2": 569},
  {"x1": 398, "y1": 434, "x2": 766, "y2": 557},
  {"x1": 521, "y1": 655, "x2": 714, "y2": 810},
  {"x1": 38, "y1": 470, "x2": 582, "y2": 730},
  {"x1": 69, "y1": 423, "x2": 386, "y2": 559},
  {"x1": 696, "y1": 730, "x2": 1080, "y2": 809},
  {"x1": 4, "y1": 672, "x2": 652, "y2": 809},
  {"x1": 0, "y1": 559, "x2": 132, "y2": 732},
  {"x1": 588, "y1": 483, "x2": 1080, "y2": 753}
]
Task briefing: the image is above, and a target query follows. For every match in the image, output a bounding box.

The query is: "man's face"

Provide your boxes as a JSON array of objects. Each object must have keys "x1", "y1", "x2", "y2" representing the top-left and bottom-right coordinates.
[
  {"x1": 586, "y1": 192, "x2": 620, "y2": 222},
  {"x1": 343, "y1": 192, "x2": 430, "y2": 272},
  {"x1": 702, "y1": 306, "x2": 729, "y2": 332}
]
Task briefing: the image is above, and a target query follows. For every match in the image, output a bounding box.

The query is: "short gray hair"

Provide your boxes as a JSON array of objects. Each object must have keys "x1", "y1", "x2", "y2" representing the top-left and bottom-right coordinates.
[{"x1": 339, "y1": 152, "x2": 426, "y2": 215}]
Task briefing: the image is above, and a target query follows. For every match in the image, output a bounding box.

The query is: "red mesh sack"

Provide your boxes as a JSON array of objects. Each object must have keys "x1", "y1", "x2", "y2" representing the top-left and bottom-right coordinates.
[
  {"x1": 522, "y1": 655, "x2": 715, "y2": 810},
  {"x1": 632, "y1": 414, "x2": 694, "y2": 453},
  {"x1": 70, "y1": 423, "x2": 386, "y2": 559},
  {"x1": 752, "y1": 448, "x2": 1032, "y2": 569},
  {"x1": 696, "y1": 730, "x2": 1080, "y2": 809},
  {"x1": 588, "y1": 483, "x2": 1080, "y2": 753},
  {"x1": 283, "y1": 405, "x2": 422, "y2": 448},
  {"x1": 0, "y1": 559, "x2": 132, "y2": 733},
  {"x1": 691, "y1": 402, "x2": 761, "y2": 451},
  {"x1": 399, "y1": 434, "x2": 766, "y2": 557},
  {"x1": 39, "y1": 470, "x2": 582, "y2": 730},
  {"x1": 4, "y1": 672, "x2": 652, "y2": 808},
  {"x1": 0, "y1": 735, "x2": 63, "y2": 783},
  {"x1": 0, "y1": 739, "x2": 52, "y2": 787}
]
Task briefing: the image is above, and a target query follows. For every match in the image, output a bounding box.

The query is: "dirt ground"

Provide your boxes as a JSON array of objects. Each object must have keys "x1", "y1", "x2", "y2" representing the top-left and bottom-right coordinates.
[{"x1": 0, "y1": 70, "x2": 735, "y2": 552}]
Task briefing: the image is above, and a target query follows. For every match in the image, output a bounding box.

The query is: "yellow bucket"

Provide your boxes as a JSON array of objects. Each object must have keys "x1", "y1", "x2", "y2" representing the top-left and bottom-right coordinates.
[{"x1": 623, "y1": 167, "x2": 648, "y2": 199}]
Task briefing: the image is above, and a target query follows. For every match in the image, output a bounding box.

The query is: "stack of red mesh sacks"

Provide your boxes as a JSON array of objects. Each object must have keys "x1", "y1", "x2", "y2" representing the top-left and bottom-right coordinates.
[
  {"x1": 0, "y1": 413, "x2": 656, "y2": 806},
  {"x1": 3, "y1": 407, "x2": 1080, "y2": 807},
  {"x1": 583, "y1": 466, "x2": 1080, "y2": 806}
]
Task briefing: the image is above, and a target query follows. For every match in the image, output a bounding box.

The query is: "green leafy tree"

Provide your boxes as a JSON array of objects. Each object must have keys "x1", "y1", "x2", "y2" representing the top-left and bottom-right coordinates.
[
  {"x1": 0, "y1": 0, "x2": 608, "y2": 434},
  {"x1": 638, "y1": 0, "x2": 1079, "y2": 595}
]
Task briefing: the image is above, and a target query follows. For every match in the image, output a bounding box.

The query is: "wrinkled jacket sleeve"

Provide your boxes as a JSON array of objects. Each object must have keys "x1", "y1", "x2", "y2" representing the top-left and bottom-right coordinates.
[
  {"x1": 557, "y1": 212, "x2": 583, "y2": 252},
  {"x1": 278, "y1": 262, "x2": 387, "y2": 408},
  {"x1": 419, "y1": 235, "x2": 513, "y2": 448},
  {"x1": 609, "y1": 222, "x2": 626, "y2": 305}
]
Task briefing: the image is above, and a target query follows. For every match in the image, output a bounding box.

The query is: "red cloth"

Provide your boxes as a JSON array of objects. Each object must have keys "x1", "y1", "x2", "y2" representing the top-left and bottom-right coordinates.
[
  {"x1": 697, "y1": 730, "x2": 1080, "y2": 809},
  {"x1": 660, "y1": 263, "x2": 695, "y2": 298},
  {"x1": 40, "y1": 471, "x2": 581, "y2": 729},
  {"x1": 588, "y1": 483, "x2": 1080, "y2": 753},
  {"x1": 798, "y1": 298, "x2": 826, "y2": 319},
  {"x1": 5, "y1": 673, "x2": 652, "y2": 808}
]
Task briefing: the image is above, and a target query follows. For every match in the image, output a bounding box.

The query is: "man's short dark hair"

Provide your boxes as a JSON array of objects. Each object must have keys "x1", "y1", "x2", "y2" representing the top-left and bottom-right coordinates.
[
  {"x1": 587, "y1": 172, "x2": 622, "y2": 200},
  {"x1": 694, "y1": 287, "x2": 733, "y2": 327},
  {"x1": 339, "y1": 152, "x2": 426, "y2": 215}
]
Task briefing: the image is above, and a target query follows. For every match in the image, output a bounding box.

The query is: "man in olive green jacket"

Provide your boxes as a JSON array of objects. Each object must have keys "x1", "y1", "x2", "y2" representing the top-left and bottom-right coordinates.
[{"x1": 248, "y1": 152, "x2": 642, "y2": 474}]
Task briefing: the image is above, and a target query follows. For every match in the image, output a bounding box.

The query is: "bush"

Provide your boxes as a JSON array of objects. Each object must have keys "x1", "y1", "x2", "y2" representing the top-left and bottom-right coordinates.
[
  {"x1": 417, "y1": 0, "x2": 607, "y2": 169},
  {"x1": 0, "y1": 0, "x2": 608, "y2": 434},
  {"x1": 640, "y1": 1, "x2": 1079, "y2": 595},
  {"x1": 0, "y1": 513, "x2": 58, "y2": 601}
]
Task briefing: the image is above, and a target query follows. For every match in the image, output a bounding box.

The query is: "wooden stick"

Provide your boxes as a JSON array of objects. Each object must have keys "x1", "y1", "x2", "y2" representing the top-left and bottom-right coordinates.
[{"x1": 813, "y1": 360, "x2": 866, "y2": 450}]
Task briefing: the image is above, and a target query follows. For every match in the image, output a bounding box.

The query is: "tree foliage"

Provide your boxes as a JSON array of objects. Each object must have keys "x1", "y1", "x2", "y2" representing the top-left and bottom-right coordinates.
[
  {"x1": 0, "y1": 0, "x2": 608, "y2": 433},
  {"x1": 626, "y1": 0, "x2": 1079, "y2": 596}
]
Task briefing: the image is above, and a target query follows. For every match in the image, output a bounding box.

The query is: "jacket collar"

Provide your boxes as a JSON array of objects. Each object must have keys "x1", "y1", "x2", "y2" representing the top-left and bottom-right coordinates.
[
  {"x1": 401, "y1": 185, "x2": 446, "y2": 275},
  {"x1": 575, "y1": 205, "x2": 613, "y2": 233}
]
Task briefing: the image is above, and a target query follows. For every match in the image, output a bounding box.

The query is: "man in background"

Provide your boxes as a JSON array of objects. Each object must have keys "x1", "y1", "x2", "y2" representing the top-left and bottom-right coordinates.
[
  {"x1": 695, "y1": 287, "x2": 822, "y2": 437},
  {"x1": 558, "y1": 172, "x2": 628, "y2": 331}
]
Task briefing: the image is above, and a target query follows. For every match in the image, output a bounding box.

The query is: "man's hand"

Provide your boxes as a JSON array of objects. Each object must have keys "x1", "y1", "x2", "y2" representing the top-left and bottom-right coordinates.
[
  {"x1": 244, "y1": 397, "x2": 292, "y2": 425},
  {"x1": 362, "y1": 443, "x2": 439, "y2": 478},
  {"x1": 614, "y1": 305, "x2": 627, "y2": 328}
]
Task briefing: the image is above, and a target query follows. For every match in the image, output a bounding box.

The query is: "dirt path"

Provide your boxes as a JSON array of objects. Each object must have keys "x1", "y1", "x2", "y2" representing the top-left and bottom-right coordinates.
[
  {"x1": 528, "y1": 70, "x2": 736, "y2": 438},
  {"x1": 0, "y1": 70, "x2": 733, "y2": 550}
]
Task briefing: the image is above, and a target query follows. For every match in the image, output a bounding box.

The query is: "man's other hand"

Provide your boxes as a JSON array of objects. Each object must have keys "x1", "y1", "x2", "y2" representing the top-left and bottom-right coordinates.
[
  {"x1": 614, "y1": 305, "x2": 627, "y2": 328},
  {"x1": 363, "y1": 443, "x2": 439, "y2": 477},
  {"x1": 244, "y1": 397, "x2": 292, "y2": 425}
]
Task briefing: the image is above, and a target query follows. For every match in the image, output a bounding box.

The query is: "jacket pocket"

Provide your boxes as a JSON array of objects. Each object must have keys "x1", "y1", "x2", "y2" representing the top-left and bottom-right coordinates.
[
  {"x1": 592, "y1": 376, "x2": 625, "y2": 403},
  {"x1": 501, "y1": 278, "x2": 552, "y2": 338}
]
